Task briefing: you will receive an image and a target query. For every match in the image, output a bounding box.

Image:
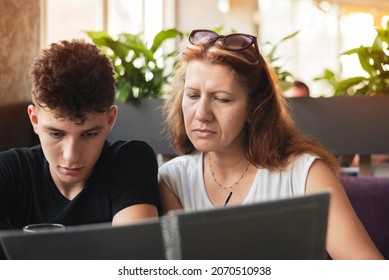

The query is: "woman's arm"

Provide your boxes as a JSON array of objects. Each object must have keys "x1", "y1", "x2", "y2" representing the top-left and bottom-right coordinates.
[{"x1": 306, "y1": 159, "x2": 384, "y2": 259}]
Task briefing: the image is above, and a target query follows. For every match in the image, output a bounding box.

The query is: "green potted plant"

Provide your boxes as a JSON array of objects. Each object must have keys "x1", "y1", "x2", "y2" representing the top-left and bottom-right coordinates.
[
  {"x1": 86, "y1": 28, "x2": 183, "y2": 102},
  {"x1": 261, "y1": 30, "x2": 300, "y2": 91},
  {"x1": 86, "y1": 29, "x2": 183, "y2": 154},
  {"x1": 314, "y1": 21, "x2": 389, "y2": 96},
  {"x1": 293, "y1": 23, "x2": 389, "y2": 175}
]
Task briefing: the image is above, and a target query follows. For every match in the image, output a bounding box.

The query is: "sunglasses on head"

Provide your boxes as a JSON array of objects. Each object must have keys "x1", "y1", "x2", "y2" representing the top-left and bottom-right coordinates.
[{"x1": 189, "y1": 29, "x2": 260, "y2": 60}]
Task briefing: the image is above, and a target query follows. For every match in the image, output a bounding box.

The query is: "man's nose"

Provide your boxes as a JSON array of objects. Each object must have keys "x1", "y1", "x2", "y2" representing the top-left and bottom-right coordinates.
[{"x1": 62, "y1": 138, "x2": 80, "y2": 163}]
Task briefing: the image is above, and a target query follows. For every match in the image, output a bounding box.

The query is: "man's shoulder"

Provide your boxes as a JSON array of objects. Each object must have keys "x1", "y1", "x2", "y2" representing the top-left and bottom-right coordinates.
[
  {"x1": 0, "y1": 145, "x2": 43, "y2": 162},
  {"x1": 0, "y1": 145, "x2": 45, "y2": 174},
  {"x1": 98, "y1": 140, "x2": 157, "y2": 171},
  {"x1": 105, "y1": 140, "x2": 154, "y2": 156}
]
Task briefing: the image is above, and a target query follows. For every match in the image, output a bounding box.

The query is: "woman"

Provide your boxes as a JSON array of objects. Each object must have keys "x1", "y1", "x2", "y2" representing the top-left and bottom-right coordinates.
[{"x1": 158, "y1": 29, "x2": 383, "y2": 259}]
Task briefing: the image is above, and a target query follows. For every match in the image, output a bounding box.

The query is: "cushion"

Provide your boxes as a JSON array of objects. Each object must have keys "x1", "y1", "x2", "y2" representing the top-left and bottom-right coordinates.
[{"x1": 340, "y1": 176, "x2": 389, "y2": 259}]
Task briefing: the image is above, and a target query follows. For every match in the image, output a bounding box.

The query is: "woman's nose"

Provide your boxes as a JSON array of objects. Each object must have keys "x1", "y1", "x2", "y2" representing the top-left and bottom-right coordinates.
[{"x1": 195, "y1": 97, "x2": 213, "y2": 122}]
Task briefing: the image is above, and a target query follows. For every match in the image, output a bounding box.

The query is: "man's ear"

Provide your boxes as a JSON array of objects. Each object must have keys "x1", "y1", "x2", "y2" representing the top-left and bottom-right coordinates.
[
  {"x1": 107, "y1": 105, "x2": 118, "y2": 132},
  {"x1": 27, "y1": 104, "x2": 39, "y2": 134}
]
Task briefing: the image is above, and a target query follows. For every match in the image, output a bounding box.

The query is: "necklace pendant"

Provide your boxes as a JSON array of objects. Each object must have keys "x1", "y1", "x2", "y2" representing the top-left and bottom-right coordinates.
[{"x1": 224, "y1": 191, "x2": 233, "y2": 207}]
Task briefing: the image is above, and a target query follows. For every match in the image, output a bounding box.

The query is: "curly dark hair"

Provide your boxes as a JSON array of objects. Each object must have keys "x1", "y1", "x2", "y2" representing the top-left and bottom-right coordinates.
[{"x1": 29, "y1": 39, "x2": 115, "y2": 123}]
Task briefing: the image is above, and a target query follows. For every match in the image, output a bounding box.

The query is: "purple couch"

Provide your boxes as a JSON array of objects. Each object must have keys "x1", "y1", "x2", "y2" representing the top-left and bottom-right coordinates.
[{"x1": 340, "y1": 176, "x2": 389, "y2": 259}]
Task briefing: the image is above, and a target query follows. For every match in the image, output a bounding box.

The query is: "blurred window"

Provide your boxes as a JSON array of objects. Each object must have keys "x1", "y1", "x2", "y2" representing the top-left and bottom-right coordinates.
[
  {"x1": 43, "y1": 0, "x2": 164, "y2": 46},
  {"x1": 258, "y1": 0, "x2": 389, "y2": 97}
]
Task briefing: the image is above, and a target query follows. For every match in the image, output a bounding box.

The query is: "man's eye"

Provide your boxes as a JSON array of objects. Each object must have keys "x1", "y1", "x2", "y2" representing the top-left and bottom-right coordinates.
[
  {"x1": 49, "y1": 132, "x2": 64, "y2": 138},
  {"x1": 83, "y1": 132, "x2": 98, "y2": 138}
]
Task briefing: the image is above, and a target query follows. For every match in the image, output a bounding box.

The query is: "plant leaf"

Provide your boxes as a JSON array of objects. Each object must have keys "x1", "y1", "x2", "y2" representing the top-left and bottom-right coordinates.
[{"x1": 150, "y1": 28, "x2": 183, "y2": 52}]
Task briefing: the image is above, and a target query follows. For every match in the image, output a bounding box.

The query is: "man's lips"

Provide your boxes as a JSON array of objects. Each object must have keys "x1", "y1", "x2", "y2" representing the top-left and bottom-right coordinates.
[{"x1": 59, "y1": 166, "x2": 83, "y2": 176}]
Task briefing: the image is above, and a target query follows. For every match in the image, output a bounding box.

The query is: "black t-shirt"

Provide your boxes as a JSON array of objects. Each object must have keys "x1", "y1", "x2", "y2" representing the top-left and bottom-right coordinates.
[{"x1": 0, "y1": 140, "x2": 160, "y2": 229}]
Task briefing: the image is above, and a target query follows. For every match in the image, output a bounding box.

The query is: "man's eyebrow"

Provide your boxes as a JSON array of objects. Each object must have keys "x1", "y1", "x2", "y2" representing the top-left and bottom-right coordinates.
[
  {"x1": 82, "y1": 125, "x2": 104, "y2": 132},
  {"x1": 42, "y1": 125, "x2": 104, "y2": 133},
  {"x1": 42, "y1": 125, "x2": 64, "y2": 132}
]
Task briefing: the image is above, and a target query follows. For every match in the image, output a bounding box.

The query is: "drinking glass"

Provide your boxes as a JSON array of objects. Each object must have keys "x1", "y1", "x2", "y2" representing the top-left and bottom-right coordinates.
[{"x1": 23, "y1": 223, "x2": 65, "y2": 233}]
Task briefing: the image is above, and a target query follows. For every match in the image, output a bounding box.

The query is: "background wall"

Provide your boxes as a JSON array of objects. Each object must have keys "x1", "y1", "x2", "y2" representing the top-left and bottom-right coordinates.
[
  {"x1": 175, "y1": 0, "x2": 258, "y2": 35},
  {"x1": 0, "y1": 0, "x2": 40, "y2": 105}
]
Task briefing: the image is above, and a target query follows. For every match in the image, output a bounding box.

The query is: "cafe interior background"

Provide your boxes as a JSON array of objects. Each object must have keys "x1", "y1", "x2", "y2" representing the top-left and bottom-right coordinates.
[
  {"x1": 1, "y1": 0, "x2": 389, "y2": 261},
  {"x1": 1, "y1": 0, "x2": 389, "y2": 176}
]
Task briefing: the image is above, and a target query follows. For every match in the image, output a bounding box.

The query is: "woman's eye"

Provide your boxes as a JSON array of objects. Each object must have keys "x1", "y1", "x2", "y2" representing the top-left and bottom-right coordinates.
[
  {"x1": 186, "y1": 93, "x2": 199, "y2": 99},
  {"x1": 214, "y1": 97, "x2": 230, "y2": 103}
]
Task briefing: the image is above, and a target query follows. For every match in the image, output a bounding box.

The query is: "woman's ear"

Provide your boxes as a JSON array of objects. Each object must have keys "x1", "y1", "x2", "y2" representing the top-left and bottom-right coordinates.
[{"x1": 27, "y1": 104, "x2": 39, "y2": 134}]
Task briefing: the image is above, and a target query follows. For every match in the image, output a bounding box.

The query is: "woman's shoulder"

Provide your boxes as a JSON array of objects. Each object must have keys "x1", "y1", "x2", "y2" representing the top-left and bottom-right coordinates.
[
  {"x1": 159, "y1": 151, "x2": 202, "y2": 172},
  {"x1": 286, "y1": 153, "x2": 319, "y2": 170}
]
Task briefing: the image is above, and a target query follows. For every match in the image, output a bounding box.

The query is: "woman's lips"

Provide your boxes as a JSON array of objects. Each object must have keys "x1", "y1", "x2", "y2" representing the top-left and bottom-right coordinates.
[{"x1": 193, "y1": 129, "x2": 216, "y2": 138}]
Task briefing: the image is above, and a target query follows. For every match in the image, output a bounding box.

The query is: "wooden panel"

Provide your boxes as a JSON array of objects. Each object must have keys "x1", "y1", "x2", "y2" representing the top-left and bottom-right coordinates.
[{"x1": 0, "y1": 0, "x2": 40, "y2": 105}]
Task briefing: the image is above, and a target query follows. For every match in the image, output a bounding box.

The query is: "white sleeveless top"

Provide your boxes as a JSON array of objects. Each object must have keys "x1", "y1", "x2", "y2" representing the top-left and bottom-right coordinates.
[{"x1": 158, "y1": 151, "x2": 318, "y2": 211}]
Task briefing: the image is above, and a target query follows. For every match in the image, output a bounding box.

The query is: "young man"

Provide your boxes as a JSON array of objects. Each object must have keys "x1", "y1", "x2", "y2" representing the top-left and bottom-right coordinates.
[{"x1": 0, "y1": 39, "x2": 160, "y2": 230}]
